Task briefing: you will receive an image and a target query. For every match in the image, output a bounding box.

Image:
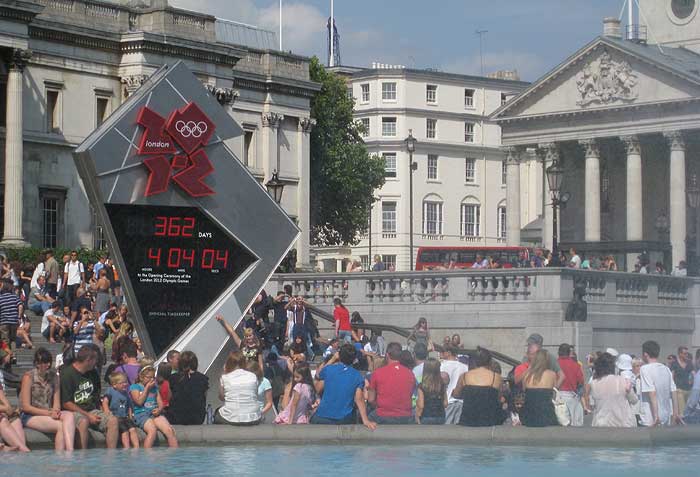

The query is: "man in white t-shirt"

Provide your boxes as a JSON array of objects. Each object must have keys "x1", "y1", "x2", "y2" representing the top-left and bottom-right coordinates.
[
  {"x1": 63, "y1": 251, "x2": 85, "y2": 307},
  {"x1": 568, "y1": 248, "x2": 581, "y2": 269},
  {"x1": 640, "y1": 340, "x2": 682, "y2": 426},
  {"x1": 440, "y1": 346, "x2": 469, "y2": 425},
  {"x1": 41, "y1": 301, "x2": 66, "y2": 343}
]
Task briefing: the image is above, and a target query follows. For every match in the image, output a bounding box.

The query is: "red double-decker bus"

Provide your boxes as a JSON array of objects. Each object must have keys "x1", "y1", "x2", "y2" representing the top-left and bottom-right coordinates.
[{"x1": 415, "y1": 246, "x2": 530, "y2": 270}]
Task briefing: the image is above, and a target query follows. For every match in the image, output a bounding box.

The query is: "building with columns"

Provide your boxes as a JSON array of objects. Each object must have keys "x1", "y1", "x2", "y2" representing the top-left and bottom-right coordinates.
[
  {"x1": 315, "y1": 65, "x2": 529, "y2": 272},
  {"x1": 0, "y1": 0, "x2": 319, "y2": 268},
  {"x1": 494, "y1": 4, "x2": 700, "y2": 272}
]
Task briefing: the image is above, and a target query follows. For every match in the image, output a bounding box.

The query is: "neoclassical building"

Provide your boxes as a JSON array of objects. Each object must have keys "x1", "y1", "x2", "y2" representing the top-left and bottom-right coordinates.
[
  {"x1": 494, "y1": 2, "x2": 700, "y2": 272},
  {"x1": 0, "y1": 0, "x2": 318, "y2": 268}
]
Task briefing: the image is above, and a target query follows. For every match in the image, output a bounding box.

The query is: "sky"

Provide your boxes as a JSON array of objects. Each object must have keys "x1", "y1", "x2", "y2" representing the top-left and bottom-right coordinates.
[{"x1": 171, "y1": 0, "x2": 631, "y2": 81}]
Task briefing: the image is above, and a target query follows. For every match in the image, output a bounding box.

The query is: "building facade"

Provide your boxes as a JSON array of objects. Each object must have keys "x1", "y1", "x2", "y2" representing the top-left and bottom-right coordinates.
[
  {"x1": 494, "y1": 1, "x2": 700, "y2": 272},
  {"x1": 0, "y1": 0, "x2": 319, "y2": 269},
  {"x1": 315, "y1": 66, "x2": 529, "y2": 272}
]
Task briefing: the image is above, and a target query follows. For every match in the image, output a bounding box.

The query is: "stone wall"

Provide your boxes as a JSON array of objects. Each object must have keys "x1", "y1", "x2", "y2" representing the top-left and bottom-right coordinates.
[{"x1": 266, "y1": 268, "x2": 699, "y2": 362}]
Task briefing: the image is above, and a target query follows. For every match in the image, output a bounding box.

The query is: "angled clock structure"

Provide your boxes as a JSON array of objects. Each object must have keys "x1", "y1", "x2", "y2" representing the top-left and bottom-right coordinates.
[{"x1": 74, "y1": 62, "x2": 298, "y2": 372}]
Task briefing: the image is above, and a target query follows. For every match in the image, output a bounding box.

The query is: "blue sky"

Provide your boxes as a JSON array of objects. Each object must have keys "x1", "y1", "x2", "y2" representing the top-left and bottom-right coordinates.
[{"x1": 172, "y1": 0, "x2": 630, "y2": 81}]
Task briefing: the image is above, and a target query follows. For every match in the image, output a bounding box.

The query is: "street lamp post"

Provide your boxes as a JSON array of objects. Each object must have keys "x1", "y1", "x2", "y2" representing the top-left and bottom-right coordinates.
[
  {"x1": 687, "y1": 173, "x2": 700, "y2": 273},
  {"x1": 265, "y1": 170, "x2": 285, "y2": 205},
  {"x1": 546, "y1": 159, "x2": 564, "y2": 259},
  {"x1": 405, "y1": 129, "x2": 418, "y2": 271}
]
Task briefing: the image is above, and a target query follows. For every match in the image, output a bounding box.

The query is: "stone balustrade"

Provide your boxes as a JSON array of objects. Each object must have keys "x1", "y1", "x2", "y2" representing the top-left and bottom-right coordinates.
[
  {"x1": 270, "y1": 268, "x2": 696, "y2": 307},
  {"x1": 266, "y1": 269, "x2": 700, "y2": 362}
]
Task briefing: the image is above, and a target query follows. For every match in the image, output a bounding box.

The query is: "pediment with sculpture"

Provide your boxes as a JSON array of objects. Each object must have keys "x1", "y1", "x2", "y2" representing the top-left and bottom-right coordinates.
[{"x1": 494, "y1": 40, "x2": 700, "y2": 120}]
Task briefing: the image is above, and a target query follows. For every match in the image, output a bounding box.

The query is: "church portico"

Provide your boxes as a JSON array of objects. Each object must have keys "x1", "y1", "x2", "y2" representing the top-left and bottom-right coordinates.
[{"x1": 493, "y1": 16, "x2": 700, "y2": 272}]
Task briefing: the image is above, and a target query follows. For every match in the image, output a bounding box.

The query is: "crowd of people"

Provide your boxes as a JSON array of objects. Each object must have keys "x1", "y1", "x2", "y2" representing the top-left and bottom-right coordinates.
[
  {"x1": 358, "y1": 248, "x2": 688, "y2": 276},
  {"x1": 2, "y1": 268, "x2": 699, "y2": 451}
]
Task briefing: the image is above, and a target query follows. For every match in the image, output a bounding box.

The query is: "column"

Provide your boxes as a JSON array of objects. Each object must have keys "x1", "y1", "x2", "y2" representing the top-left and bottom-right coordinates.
[
  {"x1": 504, "y1": 146, "x2": 521, "y2": 246},
  {"x1": 120, "y1": 74, "x2": 149, "y2": 100},
  {"x1": 622, "y1": 136, "x2": 643, "y2": 271},
  {"x1": 665, "y1": 131, "x2": 687, "y2": 267},
  {"x1": 621, "y1": 135, "x2": 643, "y2": 239},
  {"x1": 2, "y1": 49, "x2": 31, "y2": 246},
  {"x1": 261, "y1": 112, "x2": 283, "y2": 180},
  {"x1": 538, "y1": 143, "x2": 559, "y2": 251},
  {"x1": 296, "y1": 117, "x2": 315, "y2": 271},
  {"x1": 579, "y1": 139, "x2": 601, "y2": 242}
]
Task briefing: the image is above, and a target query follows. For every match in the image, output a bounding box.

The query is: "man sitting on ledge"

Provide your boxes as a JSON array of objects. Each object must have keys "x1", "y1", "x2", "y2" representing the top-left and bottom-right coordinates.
[
  {"x1": 61, "y1": 344, "x2": 119, "y2": 449},
  {"x1": 367, "y1": 342, "x2": 416, "y2": 424},
  {"x1": 311, "y1": 343, "x2": 376, "y2": 429}
]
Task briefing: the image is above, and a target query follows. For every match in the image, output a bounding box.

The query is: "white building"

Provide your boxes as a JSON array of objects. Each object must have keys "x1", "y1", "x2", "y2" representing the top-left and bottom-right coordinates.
[
  {"x1": 315, "y1": 66, "x2": 529, "y2": 271},
  {"x1": 0, "y1": 0, "x2": 318, "y2": 269}
]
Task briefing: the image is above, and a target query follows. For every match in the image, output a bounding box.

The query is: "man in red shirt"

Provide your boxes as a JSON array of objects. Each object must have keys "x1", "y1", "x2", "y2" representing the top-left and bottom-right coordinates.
[
  {"x1": 333, "y1": 298, "x2": 353, "y2": 343},
  {"x1": 557, "y1": 343, "x2": 584, "y2": 426},
  {"x1": 368, "y1": 342, "x2": 416, "y2": 424}
]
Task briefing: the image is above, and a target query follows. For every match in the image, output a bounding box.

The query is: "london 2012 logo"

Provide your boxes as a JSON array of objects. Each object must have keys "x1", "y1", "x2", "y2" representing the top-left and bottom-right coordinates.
[{"x1": 136, "y1": 102, "x2": 216, "y2": 197}]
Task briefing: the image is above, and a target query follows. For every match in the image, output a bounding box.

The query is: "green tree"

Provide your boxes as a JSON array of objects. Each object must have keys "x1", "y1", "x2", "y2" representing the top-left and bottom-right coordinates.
[{"x1": 309, "y1": 57, "x2": 385, "y2": 246}]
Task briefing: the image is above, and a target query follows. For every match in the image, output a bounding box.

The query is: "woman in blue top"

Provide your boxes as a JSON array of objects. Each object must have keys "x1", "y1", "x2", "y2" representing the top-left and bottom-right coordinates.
[{"x1": 129, "y1": 364, "x2": 178, "y2": 448}]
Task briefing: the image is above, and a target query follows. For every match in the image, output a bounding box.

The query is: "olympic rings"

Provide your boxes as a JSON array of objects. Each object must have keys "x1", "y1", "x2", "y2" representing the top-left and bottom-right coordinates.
[{"x1": 175, "y1": 120, "x2": 208, "y2": 138}]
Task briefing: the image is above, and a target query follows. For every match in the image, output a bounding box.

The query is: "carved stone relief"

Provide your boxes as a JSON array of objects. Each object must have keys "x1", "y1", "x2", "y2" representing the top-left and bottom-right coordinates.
[{"x1": 576, "y1": 49, "x2": 638, "y2": 107}]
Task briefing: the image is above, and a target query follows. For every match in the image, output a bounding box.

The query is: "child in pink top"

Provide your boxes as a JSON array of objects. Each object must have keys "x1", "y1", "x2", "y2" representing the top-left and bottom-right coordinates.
[{"x1": 274, "y1": 363, "x2": 315, "y2": 424}]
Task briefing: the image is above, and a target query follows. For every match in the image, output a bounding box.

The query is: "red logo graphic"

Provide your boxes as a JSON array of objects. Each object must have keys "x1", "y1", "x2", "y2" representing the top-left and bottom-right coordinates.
[{"x1": 136, "y1": 102, "x2": 216, "y2": 197}]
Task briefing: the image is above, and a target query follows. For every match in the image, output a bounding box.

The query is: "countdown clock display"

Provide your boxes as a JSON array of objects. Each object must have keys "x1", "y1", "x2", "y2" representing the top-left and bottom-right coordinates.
[
  {"x1": 73, "y1": 62, "x2": 298, "y2": 367},
  {"x1": 105, "y1": 204, "x2": 256, "y2": 355}
]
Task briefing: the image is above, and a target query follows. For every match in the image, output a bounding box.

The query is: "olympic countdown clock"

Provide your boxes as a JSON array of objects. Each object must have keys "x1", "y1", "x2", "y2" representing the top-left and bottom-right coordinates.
[{"x1": 73, "y1": 62, "x2": 298, "y2": 370}]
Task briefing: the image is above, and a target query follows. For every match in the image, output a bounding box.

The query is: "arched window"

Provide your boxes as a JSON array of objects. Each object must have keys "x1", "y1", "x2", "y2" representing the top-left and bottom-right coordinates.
[
  {"x1": 422, "y1": 194, "x2": 443, "y2": 236},
  {"x1": 460, "y1": 196, "x2": 481, "y2": 238}
]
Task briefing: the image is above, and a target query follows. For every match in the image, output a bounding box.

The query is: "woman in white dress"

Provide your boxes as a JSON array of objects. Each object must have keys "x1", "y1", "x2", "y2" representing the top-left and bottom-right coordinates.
[{"x1": 589, "y1": 353, "x2": 638, "y2": 427}]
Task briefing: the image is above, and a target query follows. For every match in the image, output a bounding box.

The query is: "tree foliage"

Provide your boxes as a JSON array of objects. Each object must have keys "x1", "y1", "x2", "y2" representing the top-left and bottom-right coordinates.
[{"x1": 309, "y1": 57, "x2": 385, "y2": 246}]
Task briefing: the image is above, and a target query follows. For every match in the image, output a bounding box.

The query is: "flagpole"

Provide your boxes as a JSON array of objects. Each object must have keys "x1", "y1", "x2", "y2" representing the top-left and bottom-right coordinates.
[
  {"x1": 279, "y1": 0, "x2": 283, "y2": 50},
  {"x1": 329, "y1": 0, "x2": 334, "y2": 67}
]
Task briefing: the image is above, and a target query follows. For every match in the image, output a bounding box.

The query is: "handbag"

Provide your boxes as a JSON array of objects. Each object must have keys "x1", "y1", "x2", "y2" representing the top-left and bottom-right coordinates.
[{"x1": 552, "y1": 388, "x2": 571, "y2": 426}]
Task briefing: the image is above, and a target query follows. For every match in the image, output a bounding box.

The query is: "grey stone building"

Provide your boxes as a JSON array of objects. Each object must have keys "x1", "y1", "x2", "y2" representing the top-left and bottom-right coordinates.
[{"x1": 0, "y1": 0, "x2": 319, "y2": 269}]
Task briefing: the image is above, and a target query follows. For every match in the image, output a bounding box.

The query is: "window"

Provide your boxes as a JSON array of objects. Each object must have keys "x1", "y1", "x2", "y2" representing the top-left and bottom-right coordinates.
[
  {"x1": 361, "y1": 83, "x2": 370, "y2": 103},
  {"x1": 498, "y1": 206, "x2": 507, "y2": 239},
  {"x1": 426, "y1": 118, "x2": 437, "y2": 139},
  {"x1": 46, "y1": 89, "x2": 61, "y2": 133},
  {"x1": 243, "y1": 129, "x2": 255, "y2": 166},
  {"x1": 501, "y1": 93, "x2": 508, "y2": 106},
  {"x1": 347, "y1": 87, "x2": 353, "y2": 100},
  {"x1": 360, "y1": 118, "x2": 370, "y2": 138},
  {"x1": 423, "y1": 201, "x2": 443, "y2": 235},
  {"x1": 464, "y1": 122, "x2": 475, "y2": 143},
  {"x1": 382, "y1": 82, "x2": 396, "y2": 101},
  {"x1": 40, "y1": 189, "x2": 65, "y2": 248},
  {"x1": 360, "y1": 255, "x2": 369, "y2": 271},
  {"x1": 382, "y1": 201, "x2": 397, "y2": 234},
  {"x1": 502, "y1": 160, "x2": 507, "y2": 185},
  {"x1": 382, "y1": 255, "x2": 396, "y2": 271},
  {"x1": 427, "y1": 154, "x2": 438, "y2": 180},
  {"x1": 465, "y1": 157, "x2": 476, "y2": 183},
  {"x1": 383, "y1": 153, "x2": 397, "y2": 178},
  {"x1": 0, "y1": 81, "x2": 6, "y2": 127},
  {"x1": 91, "y1": 206, "x2": 106, "y2": 250},
  {"x1": 95, "y1": 96, "x2": 110, "y2": 128},
  {"x1": 0, "y1": 192, "x2": 4, "y2": 239},
  {"x1": 426, "y1": 84, "x2": 437, "y2": 103},
  {"x1": 461, "y1": 203, "x2": 481, "y2": 237},
  {"x1": 382, "y1": 117, "x2": 397, "y2": 137},
  {"x1": 464, "y1": 88, "x2": 475, "y2": 108}
]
